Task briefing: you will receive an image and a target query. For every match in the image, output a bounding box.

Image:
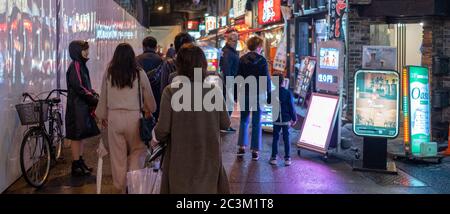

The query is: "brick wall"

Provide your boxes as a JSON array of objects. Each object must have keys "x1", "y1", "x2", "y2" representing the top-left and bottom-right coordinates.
[
  {"x1": 345, "y1": 8, "x2": 384, "y2": 120},
  {"x1": 424, "y1": 18, "x2": 450, "y2": 141}
]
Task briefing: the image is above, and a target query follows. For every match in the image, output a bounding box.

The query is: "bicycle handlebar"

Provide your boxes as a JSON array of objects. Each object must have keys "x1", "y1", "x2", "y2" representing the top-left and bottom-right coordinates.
[{"x1": 22, "y1": 89, "x2": 68, "y2": 103}]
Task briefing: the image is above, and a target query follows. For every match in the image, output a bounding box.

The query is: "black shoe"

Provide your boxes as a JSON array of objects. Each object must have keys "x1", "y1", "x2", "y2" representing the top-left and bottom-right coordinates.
[
  {"x1": 237, "y1": 147, "x2": 245, "y2": 157},
  {"x1": 71, "y1": 160, "x2": 91, "y2": 177},
  {"x1": 79, "y1": 156, "x2": 93, "y2": 172},
  {"x1": 252, "y1": 152, "x2": 259, "y2": 161}
]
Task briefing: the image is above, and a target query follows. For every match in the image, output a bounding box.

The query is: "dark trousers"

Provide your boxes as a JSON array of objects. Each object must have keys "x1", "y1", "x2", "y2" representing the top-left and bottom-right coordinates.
[{"x1": 271, "y1": 125, "x2": 291, "y2": 159}]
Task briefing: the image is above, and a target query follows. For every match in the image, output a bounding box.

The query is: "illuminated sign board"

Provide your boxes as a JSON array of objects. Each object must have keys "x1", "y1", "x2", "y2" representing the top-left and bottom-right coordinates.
[
  {"x1": 205, "y1": 16, "x2": 217, "y2": 33},
  {"x1": 234, "y1": 0, "x2": 247, "y2": 18},
  {"x1": 258, "y1": 0, "x2": 282, "y2": 25},
  {"x1": 187, "y1": 20, "x2": 199, "y2": 31},
  {"x1": 353, "y1": 70, "x2": 400, "y2": 138},
  {"x1": 298, "y1": 93, "x2": 340, "y2": 154},
  {"x1": 402, "y1": 66, "x2": 431, "y2": 155},
  {"x1": 220, "y1": 16, "x2": 227, "y2": 28},
  {"x1": 316, "y1": 40, "x2": 344, "y2": 94}
]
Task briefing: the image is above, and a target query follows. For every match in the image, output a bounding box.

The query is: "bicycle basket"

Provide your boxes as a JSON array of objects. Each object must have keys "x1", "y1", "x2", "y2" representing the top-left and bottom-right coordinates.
[{"x1": 15, "y1": 102, "x2": 49, "y2": 125}]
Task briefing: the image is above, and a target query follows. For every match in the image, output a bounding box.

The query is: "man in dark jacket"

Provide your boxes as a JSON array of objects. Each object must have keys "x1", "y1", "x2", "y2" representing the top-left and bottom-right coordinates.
[
  {"x1": 137, "y1": 36, "x2": 163, "y2": 120},
  {"x1": 236, "y1": 36, "x2": 271, "y2": 161},
  {"x1": 160, "y1": 32, "x2": 194, "y2": 91},
  {"x1": 220, "y1": 31, "x2": 240, "y2": 133},
  {"x1": 270, "y1": 73, "x2": 297, "y2": 166}
]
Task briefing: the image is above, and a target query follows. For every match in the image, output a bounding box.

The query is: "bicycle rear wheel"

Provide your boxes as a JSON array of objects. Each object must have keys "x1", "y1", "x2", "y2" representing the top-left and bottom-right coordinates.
[
  {"x1": 52, "y1": 112, "x2": 64, "y2": 160},
  {"x1": 20, "y1": 129, "x2": 51, "y2": 188}
]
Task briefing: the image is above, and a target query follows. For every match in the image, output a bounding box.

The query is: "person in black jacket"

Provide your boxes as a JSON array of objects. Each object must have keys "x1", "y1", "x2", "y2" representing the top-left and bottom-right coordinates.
[
  {"x1": 136, "y1": 36, "x2": 163, "y2": 120},
  {"x1": 65, "y1": 41, "x2": 100, "y2": 176},
  {"x1": 220, "y1": 30, "x2": 239, "y2": 133},
  {"x1": 160, "y1": 32, "x2": 194, "y2": 92},
  {"x1": 236, "y1": 36, "x2": 271, "y2": 161},
  {"x1": 270, "y1": 73, "x2": 297, "y2": 166}
]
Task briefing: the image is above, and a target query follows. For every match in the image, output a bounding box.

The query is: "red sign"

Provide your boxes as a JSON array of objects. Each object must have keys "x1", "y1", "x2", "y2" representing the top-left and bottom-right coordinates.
[
  {"x1": 258, "y1": 0, "x2": 282, "y2": 25},
  {"x1": 187, "y1": 20, "x2": 199, "y2": 31}
]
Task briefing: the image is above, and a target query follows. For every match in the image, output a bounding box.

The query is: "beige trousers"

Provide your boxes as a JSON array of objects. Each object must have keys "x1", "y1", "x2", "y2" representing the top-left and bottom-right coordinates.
[{"x1": 108, "y1": 110, "x2": 146, "y2": 193}]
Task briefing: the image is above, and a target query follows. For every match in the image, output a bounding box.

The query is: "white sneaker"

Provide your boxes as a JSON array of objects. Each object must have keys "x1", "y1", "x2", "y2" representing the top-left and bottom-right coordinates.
[
  {"x1": 269, "y1": 158, "x2": 277, "y2": 165},
  {"x1": 285, "y1": 158, "x2": 292, "y2": 166}
]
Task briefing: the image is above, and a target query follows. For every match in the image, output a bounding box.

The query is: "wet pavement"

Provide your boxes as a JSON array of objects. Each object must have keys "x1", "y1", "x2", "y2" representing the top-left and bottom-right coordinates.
[{"x1": 4, "y1": 115, "x2": 450, "y2": 194}]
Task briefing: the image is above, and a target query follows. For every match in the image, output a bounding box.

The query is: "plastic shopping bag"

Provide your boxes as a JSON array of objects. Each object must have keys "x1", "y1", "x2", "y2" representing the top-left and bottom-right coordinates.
[
  {"x1": 126, "y1": 167, "x2": 161, "y2": 194},
  {"x1": 96, "y1": 138, "x2": 109, "y2": 194}
]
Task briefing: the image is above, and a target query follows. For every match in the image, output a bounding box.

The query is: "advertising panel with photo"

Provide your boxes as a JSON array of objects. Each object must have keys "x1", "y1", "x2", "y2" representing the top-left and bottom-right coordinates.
[
  {"x1": 353, "y1": 70, "x2": 400, "y2": 138},
  {"x1": 362, "y1": 46, "x2": 397, "y2": 70},
  {"x1": 319, "y1": 48, "x2": 339, "y2": 70},
  {"x1": 298, "y1": 93, "x2": 339, "y2": 152},
  {"x1": 315, "y1": 41, "x2": 344, "y2": 93}
]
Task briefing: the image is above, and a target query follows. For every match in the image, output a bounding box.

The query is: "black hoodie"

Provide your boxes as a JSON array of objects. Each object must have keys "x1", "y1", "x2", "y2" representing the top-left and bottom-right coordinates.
[{"x1": 237, "y1": 52, "x2": 272, "y2": 111}]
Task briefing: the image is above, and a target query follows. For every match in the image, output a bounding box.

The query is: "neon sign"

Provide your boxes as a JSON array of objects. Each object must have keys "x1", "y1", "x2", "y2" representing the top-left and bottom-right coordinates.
[{"x1": 258, "y1": 0, "x2": 282, "y2": 25}]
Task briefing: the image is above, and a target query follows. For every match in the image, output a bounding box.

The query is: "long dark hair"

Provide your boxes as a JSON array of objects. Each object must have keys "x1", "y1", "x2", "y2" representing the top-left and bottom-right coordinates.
[
  {"x1": 176, "y1": 43, "x2": 207, "y2": 81},
  {"x1": 107, "y1": 43, "x2": 139, "y2": 89}
]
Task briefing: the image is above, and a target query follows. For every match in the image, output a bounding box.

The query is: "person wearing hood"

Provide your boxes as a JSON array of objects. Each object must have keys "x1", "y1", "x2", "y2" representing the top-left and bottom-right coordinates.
[
  {"x1": 236, "y1": 36, "x2": 272, "y2": 161},
  {"x1": 65, "y1": 40, "x2": 100, "y2": 176}
]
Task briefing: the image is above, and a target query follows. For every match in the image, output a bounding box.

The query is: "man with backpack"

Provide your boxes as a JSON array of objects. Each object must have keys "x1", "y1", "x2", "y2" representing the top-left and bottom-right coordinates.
[
  {"x1": 160, "y1": 32, "x2": 194, "y2": 91},
  {"x1": 137, "y1": 36, "x2": 163, "y2": 120}
]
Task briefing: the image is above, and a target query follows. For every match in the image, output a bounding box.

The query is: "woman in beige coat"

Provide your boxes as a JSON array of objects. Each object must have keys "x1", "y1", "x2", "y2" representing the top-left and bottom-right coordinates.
[
  {"x1": 96, "y1": 43, "x2": 156, "y2": 193},
  {"x1": 152, "y1": 44, "x2": 231, "y2": 194}
]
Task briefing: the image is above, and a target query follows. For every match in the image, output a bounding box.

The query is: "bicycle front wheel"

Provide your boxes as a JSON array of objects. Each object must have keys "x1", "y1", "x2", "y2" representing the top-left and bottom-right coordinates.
[{"x1": 20, "y1": 129, "x2": 51, "y2": 188}]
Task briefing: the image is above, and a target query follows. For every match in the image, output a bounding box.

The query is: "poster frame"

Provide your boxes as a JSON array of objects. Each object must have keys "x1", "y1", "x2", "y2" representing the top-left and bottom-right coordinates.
[{"x1": 353, "y1": 69, "x2": 400, "y2": 139}]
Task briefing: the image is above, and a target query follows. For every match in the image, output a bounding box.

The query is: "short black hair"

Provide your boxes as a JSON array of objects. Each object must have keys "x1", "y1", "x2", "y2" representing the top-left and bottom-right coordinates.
[
  {"x1": 143, "y1": 36, "x2": 157, "y2": 49},
  {"x1": 170, "y1": 44, "x2": 174, "y2": 47},
  {"x1": 174, "y1": 32, "x2": 194, "y2": 53}
]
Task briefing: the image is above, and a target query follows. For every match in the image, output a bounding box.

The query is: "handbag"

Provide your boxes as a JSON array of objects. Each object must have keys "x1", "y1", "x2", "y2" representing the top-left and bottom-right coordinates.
[{"x1": 137, "y1": 70, "x2": 156, "y2": 145}]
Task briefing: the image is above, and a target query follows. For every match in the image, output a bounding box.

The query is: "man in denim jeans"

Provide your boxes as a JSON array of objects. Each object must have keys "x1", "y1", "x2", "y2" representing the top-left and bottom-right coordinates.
[{"x1": 236, "y1": 36, "x2": 271, "y2": 161}]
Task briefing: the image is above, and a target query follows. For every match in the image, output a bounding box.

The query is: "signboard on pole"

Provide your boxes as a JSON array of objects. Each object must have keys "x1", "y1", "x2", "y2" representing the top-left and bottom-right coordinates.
[
  {"x1": 402, "y1": 66, "x2": 431, "y2": 155},
  {"x1": 316, "y1": 40, "x2": 345, "y2": 94},
  {"x1": 298, "y1": 93, "x2": 340, "y2": 154},
  {"x1": 353, "y1": 69, "x2": 400, "y2": 138}
]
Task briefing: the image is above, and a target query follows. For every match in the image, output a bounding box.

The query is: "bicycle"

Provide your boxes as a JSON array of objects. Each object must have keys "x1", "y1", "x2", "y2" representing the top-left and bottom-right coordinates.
[{"x1": 15, "y1": 89, "x2": 68, "y2": 188}]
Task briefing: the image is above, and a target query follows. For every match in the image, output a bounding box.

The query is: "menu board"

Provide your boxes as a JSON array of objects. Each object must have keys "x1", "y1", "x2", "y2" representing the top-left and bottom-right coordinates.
[
  {"x1": 353, "y1": 70, "x2": 400, "y2": 138},
  {"x1": 298, "y1": 93, "x2": 340, "y2": 152}
]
